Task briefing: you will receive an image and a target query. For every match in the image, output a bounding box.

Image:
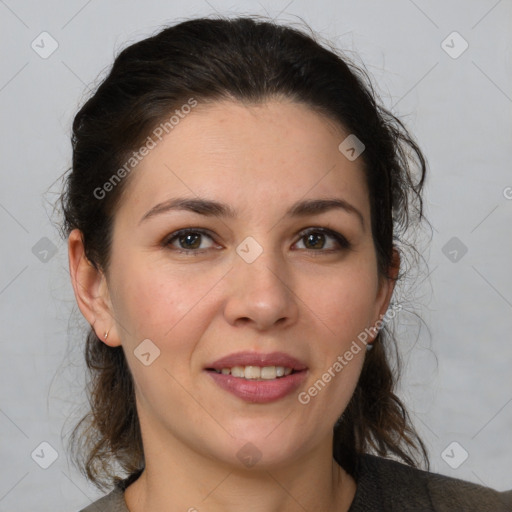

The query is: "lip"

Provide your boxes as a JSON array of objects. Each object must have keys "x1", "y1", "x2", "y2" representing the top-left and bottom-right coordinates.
[
  {"x1": 205, "y1": 351, "x2": 308, "y2": 371},
  {"x1": 206, "y1": 370, "x2": 308, "y2": 403},
  {"x1": 204, "y1": 351, "x2": 309, "y2": 403}
]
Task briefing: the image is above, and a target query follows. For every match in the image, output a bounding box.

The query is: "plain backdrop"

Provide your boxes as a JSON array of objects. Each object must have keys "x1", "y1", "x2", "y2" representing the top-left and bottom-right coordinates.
[{"x1": 0, "y1": 1, "x2": 511, "y2": 510}]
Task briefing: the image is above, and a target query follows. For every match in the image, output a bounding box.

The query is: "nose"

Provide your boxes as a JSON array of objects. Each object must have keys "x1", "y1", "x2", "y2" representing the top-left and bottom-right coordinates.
[{"x1": 223, "y1": 246, "x2": 299, "y2": 331}]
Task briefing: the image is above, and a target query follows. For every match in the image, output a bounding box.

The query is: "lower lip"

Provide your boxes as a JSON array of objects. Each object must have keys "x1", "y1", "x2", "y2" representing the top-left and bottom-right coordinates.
[{"x1": 206, "y1": 370, "x2": 308, "y2": 403}]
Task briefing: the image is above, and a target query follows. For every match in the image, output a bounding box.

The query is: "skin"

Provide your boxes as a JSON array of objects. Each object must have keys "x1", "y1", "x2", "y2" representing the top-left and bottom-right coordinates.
[{"x1": 69, "y1": 99, "x2": 399, "y2": 512}]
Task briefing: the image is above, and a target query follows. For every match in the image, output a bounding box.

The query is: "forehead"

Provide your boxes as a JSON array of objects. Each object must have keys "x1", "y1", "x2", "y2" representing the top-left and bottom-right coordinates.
[{"x1": 115, "y1": 99, "x2": 370, "y2": 223}]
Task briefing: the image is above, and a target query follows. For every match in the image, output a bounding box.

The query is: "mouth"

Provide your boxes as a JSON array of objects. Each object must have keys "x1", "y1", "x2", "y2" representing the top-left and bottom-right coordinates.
[
  {"x1": 205, "y1": 365, "x2": 300, "y2": 380},
  {"x1": 204, "y1": 351, "x2": 308, "y2": 403},
  {"x1": 205, "y1": 350, "x2": 307, "y2": 373}
]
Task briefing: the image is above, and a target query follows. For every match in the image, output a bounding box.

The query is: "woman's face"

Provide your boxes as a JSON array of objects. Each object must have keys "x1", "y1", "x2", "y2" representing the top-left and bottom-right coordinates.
[{"x1": 95, "y1": 99, "x2": 395, "y2": 468}]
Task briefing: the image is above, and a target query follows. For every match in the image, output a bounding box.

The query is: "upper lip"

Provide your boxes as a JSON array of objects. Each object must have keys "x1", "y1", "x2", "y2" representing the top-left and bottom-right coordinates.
[{"x1": 206, "y1": 351, "x2": 308, "y2": 371}]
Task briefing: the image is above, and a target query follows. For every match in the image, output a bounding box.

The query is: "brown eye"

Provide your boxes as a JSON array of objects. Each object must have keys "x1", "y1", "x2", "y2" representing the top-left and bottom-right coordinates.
[
  {"x1": 303, "y1": 232, "x2": 326, "y2": 249},
  {"x1": 294, "y1": 228, "x2": 350, "y2": 252},
  {"x1": 177, "y1": 233, "x2": 202, "y2": 250},
  {"x1": 164, "y1": 229, "x2": 217, "y2": 254}
]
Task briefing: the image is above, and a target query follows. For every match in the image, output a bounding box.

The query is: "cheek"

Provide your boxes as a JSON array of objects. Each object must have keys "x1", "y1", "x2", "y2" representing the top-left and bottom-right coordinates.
[
  {"x1": 111, "y1": 266, "x2": 217, "y2": 407},
  {"x1": 109, "y1": 255, "x2": 221, "y2": 348},
  {"x1": 301, "y1": 264, "x2": 379, "y2": 344}
]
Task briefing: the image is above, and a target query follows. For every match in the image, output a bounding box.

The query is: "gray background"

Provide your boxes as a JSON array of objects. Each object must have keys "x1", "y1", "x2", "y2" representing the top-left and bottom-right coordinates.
[{"x1": 0, "y1": 1, "x2": 511, "y2": 510}]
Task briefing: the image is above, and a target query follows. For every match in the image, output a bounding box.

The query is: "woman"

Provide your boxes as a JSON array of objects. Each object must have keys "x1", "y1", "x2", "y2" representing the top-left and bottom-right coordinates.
[{"x1": 61, "y1": 16, "x2": 511, "y2": 511}]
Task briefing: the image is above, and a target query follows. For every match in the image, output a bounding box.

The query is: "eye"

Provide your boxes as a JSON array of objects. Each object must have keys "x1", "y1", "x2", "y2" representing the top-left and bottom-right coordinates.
[
  {"x1": 293, "y1": 227, "x2": 351, "y2": 252},
  {"x1": 163, "y1": 226, "x2": 351, "y2": 256},
  {"x1": 163, "y1": 228, "x2": 218, "y2": 255}
]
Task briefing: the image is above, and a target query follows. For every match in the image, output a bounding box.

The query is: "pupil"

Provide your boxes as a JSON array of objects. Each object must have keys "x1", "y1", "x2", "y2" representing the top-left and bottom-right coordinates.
[
  {"x1": 306, "y1": 233, "x2": 324, "y2": 249},
  {"x1": 181, "y1": 234, "x2": 200, "y2": 249}
]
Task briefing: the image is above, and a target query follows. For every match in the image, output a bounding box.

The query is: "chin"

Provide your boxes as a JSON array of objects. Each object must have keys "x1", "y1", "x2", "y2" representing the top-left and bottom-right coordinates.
[{"x1": 221, "y1": 427, "x2": 305, "y2": 470}]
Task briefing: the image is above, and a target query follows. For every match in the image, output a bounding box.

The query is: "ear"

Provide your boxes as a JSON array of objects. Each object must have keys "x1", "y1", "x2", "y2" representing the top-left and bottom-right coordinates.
[
  {"x1": 68, "y1": 228, "x2": 121, "y2": 347},
  {"x1": 370, "y1": 247, "x2": 400, "y2": 339}
]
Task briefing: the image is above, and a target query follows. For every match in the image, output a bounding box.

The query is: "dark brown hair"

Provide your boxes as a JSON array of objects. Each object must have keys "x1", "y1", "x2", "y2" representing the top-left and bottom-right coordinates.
[{"x1": 60, "y1": 15, "x2": 430, "y2": 490}]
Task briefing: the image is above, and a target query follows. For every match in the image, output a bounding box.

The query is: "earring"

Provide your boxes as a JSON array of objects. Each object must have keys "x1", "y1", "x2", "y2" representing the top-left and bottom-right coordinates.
[
  {"x1": 104, "y1": 328, "x2": 110, "y2": 340},
  {"x1": 366, "y1": 343, "x2": 374, "y2": 351}
]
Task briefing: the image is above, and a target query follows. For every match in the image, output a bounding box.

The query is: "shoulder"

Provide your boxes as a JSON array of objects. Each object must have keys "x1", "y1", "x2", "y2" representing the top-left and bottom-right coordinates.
[
  {"x1": 350, "y1": 454, "x2": 512, "y2": 512},
  {"x1": 78, "y1": 486, "x2": 128, "y2": 512}
]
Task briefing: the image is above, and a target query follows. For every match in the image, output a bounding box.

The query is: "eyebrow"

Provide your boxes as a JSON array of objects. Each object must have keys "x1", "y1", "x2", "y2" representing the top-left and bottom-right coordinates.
[{"x1": 139, "y1": 196, "x2": 365, "y2": 230}]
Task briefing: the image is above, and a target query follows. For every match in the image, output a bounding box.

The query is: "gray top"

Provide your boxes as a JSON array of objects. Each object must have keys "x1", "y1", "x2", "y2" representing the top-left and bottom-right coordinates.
[{"x1": 79, "y1": 454, "x2": 512, "y2": 511}]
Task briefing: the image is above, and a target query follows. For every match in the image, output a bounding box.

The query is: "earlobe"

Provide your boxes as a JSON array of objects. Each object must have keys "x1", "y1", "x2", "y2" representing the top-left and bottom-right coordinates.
[
  {"x1": 371, "y1": 247, "x2": 401, "y2": 337},
  {"x1": 102, "y1": 326, "x2": 117, "y2": 345},
  {"x1": 382, "y1": 247, "x2": 400, "y2": 313},
  {"x1": 68, "y1": 229, "x2": 121, "y2": 347}
]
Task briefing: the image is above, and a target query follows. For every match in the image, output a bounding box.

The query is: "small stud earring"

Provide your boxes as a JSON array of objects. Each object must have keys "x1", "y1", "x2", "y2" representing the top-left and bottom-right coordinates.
[
  {"x1": 366, "y1": 343, "x2": 374, "y2": 351},
  {"x1": 104, "y1": 328, "x2": 110, "y2": 340}
]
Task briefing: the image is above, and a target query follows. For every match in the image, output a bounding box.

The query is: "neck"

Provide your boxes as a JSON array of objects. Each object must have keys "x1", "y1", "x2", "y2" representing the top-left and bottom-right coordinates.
[{"x1": 124, "y1": 429, "x2": 356, "y2": 512}]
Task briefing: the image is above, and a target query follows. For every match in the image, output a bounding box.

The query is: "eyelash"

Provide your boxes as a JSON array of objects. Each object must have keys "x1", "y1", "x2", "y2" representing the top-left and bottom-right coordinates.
[{"x1": 162, "y1": 227, "x2": 351, "y2": 256}]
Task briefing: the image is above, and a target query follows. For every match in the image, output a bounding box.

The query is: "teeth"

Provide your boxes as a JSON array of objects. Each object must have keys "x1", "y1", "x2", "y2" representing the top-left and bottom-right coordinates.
[
  {"x1": 244, "y1": 366, "x2": 261, "y2": 379},
  {"x1": 231, "y1": 366, "x2": 244, "y2": 378},
  {"x1": 260, "y1": 366, "x2": 275, "y2": 379},
  {"x1": 214, "y1": 365, "x2": 295, "y2": 379}
]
